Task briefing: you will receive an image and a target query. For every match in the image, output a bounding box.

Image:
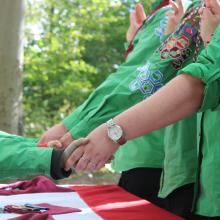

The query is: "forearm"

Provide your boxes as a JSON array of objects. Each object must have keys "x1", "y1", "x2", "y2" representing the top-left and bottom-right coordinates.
[{"x1": 114, "y1": 74, "x2": 204, "y2": 140}]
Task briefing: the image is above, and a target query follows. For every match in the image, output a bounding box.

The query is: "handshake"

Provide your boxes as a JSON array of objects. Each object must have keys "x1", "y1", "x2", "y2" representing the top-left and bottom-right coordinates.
[
  {"x1": 38, "y1": 122, "x2": 120, "y2": 177},
  {"x1": 39, "y1": 138, "x2": 90, "y2": 179}
]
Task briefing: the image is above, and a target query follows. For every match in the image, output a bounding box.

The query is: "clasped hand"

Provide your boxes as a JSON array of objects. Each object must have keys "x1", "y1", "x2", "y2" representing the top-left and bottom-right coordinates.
[{"x1": 64, "y1": 124, "x2": 119, "y2": 172}]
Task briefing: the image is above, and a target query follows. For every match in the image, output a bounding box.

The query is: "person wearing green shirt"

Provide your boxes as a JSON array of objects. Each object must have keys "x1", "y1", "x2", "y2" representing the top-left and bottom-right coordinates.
[
  {"x1": 39, "y1": 0, "x2": 172, "y2": 206},
  {"x1": 62, "y1": 0, "x2": 209, "y2": 218},
  {"x1": 40, "y1": 0, "x2": 205, "y2": 217},
  {"x1": 66, "y1": 0, "x2": 220, "y2": 218}
]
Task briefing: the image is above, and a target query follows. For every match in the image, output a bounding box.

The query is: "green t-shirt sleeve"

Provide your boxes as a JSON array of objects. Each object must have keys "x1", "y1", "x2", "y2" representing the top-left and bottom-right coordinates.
[
  {"x1": 199, "y1": 79, "x2": 220, "y2": 112},
  {"x1": 177, "y1": 25, "x2": 220, "y2": 112}
]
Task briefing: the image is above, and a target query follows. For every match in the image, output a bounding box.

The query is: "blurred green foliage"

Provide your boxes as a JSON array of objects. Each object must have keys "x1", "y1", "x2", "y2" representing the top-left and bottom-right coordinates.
[{"x1": 24, "y1": 0, "x2": 151, "y2": 137}]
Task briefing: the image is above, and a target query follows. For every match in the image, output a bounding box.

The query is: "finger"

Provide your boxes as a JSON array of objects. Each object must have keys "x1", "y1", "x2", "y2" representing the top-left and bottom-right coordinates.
[
  {"x1": 202, "y1": 7, "x2": 215, "y2": 21},
  {"x1": 129, "y1": 11, "x2": 136, "y2": 24},
  {"x1": 176, "y1": 0, "x2": 184, "y2": 14},
  {"x1": 86, "y1": 161, "x2": 98, "y2": 172},
  {"x1": 94, "y1": 160, "x2": 106, "y2": 172},
  {"x1": 62, "y1": 138, "x2": 89, "y2": 163},
  {"x1": 75, "y1": 155, "x2": 91, "y2": 172},
  {"x1": 107, "y1": 155, "x2": 114, "y2": 163},
  {"x1": 92, "y1": 155, "x2": 109, "y2": 172},
  {"x1": 64, "y1": 146, "x2": 85, "y2": 171},
  {"x1": 206, "y1": 0, "x2": 220, "y2": 15},
  {"x1": 135, "y1": 3, "x2": 146, "y2": 24},
  {"x1": 60, "y1": 132, "x2": 74, "y2": 147},
  {"x1": 48, "y1": 140, "x2": 62, "y2": 148},
  {"x1": 38, "y1": 134, "x2": 49, "y2": 144},
  {"x1": 166, "y1": 10, "x2": 175, "y2": 17},
  {"x1": 169, "y1": 0, "x2": 179, "y2": 15},
  {"x1": 198, "y1": 7, "x2": 205, "y2": 16}
]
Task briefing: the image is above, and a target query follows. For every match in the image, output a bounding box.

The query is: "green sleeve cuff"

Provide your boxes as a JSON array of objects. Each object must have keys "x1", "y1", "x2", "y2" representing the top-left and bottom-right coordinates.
[
  {"x1": 68, "y1": 117, "x2": 104, "y2": 139},
  {"x1": 178, "y1": 64, "x2": 220, "y2": 112},
  {"x1": 178, "y1": 63, "x2": 219, "y2": 84},
  {"x1": 50, "y1": 149, "x2": 72, "y2": 180},
  {"x1": 63, "y1": 104, "x2": 85, "y2": 131},
  {"x1": 63, "y1": 112, "x2": 77, "y2": 131},
  {"x1": 199, "y1": 79, "x2": 220, "y2": 112}
]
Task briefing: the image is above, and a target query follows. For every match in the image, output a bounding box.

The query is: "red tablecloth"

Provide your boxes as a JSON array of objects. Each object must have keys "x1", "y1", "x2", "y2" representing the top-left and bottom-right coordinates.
[
  {"x1": 72, "y1": 185, "x2": 184, "y2": 220},
  {"x1": 0, "y1": 179, "x2": 184, "y2": 220}
]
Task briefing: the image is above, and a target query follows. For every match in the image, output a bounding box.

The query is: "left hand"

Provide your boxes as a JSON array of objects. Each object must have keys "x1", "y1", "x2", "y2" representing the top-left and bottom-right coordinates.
[
  {"x1": 199, "y1": 0, "x2": 220, "y2": 47},
  {"x1": 69, "y1": 124, "x2": 120, "y2": 172},
  {"x1": 126, "y1": 3, "x2": 146, "y2": 42},
  {"x1": 165, "y1": 0, "x2": 184, "y2": 35}
]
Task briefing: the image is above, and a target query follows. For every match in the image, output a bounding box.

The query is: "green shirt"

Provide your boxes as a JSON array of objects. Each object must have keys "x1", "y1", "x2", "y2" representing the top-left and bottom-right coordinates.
[
  {"x1": 178, "y1": 25, "x2": 220, "y2": 217},
  {"x1": 63, "y1": 6, "x2": 171, "y2": 171},
  {"x1": 122, "y1": 0, "x2": 202, "y2": 198},
  {"x1": 0, "y1": 131, "x2": 52, "y2": 180}
]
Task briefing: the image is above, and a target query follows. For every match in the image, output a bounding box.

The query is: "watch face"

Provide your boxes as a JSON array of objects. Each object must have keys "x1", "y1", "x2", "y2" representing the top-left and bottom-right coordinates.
[{"x1": 108, "y1": 125, "x2": 123, "y2": 141}]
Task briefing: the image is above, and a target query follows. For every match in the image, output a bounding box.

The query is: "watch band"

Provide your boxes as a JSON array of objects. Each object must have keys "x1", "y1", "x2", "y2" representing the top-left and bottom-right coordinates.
[
  {"x1": 117, "y1": 136, "x2": 127, "y2": 145},
  {"x1": 106, "y1": 119, "x2": 127, "y2": 145}
]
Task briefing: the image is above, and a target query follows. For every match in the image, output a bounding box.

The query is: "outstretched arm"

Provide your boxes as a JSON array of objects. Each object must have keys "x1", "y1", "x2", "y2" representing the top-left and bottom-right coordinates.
[
  {"x1": 38, "y1": 3, "x2": 147, "y2": 147},
  {"x1": 65, "y1": 0, "x2": 220, "y2": 172},
  {"x1": 64, "y1": 74, "x2": 204, "y2": 172}
]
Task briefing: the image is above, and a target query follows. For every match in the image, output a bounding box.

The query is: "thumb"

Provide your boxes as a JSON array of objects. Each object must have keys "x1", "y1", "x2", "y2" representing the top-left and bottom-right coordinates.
[
  {"x1": 60, "y1": 132, "x2": 74, "y2": 148},
  {"x1": 135, "y1": 3, "x2": 146, "y2": 24},
  {"x1": 206, "y1": 0, "x2": 220, "y2": 15}
]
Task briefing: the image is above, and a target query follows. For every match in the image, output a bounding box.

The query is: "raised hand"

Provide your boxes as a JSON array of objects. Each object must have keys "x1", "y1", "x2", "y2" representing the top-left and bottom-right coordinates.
[
  {"x1": 126, "y1": 3, "x2": 147, "y2": 42},
  {"x1": 199, "y1": 0, "x2": 220, "y2": 47},
  {"x1": 165, "y1": 0, "x2": 184, "y2": 35}
]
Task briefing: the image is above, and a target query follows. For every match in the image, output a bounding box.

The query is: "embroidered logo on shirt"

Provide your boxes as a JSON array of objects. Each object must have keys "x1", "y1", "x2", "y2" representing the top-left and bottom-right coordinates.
[{"x1": 129, "y1": 63, "x2": 163, "y2": 99}]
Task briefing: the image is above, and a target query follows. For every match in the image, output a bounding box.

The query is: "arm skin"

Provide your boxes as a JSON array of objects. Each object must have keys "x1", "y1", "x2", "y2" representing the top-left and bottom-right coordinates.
[
  {"x1": 114, "y1": 74, "x2": 204, "y2": 141},
  {"x1": 40, "y1": 1, "x2": 183, "y2": 148},
  {"x1": 64, "y1": 74, "x2": 204, "y2": 172}
]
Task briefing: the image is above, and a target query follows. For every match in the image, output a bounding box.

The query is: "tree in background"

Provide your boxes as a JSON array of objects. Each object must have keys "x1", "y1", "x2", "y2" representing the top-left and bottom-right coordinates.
[
  {"x1": 0, "y1": 0, "x2": 24, "y2": 134},
  {"x1": 24, "y1": 0, "x2": 150, "y2": 137}
]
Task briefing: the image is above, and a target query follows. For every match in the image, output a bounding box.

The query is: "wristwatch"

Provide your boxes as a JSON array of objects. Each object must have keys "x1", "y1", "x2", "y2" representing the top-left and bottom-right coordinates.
[{"x1": 106, "y1": 119, "x2": 126, "y2": 145}]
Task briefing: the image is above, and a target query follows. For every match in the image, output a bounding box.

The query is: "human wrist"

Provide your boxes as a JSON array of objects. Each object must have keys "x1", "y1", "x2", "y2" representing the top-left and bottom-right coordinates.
[{"x1": 106, "y1": 119, "x2": 127, "y2": 146}]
